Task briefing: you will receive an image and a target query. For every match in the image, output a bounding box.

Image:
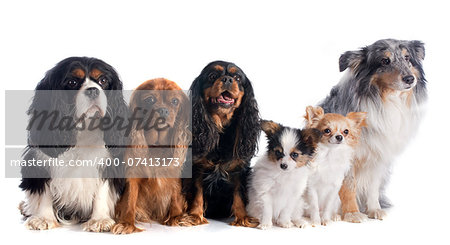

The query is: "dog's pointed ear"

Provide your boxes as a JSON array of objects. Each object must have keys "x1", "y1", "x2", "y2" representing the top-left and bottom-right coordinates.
[
  {"x1": 346, "y1": 111, "x2": 368, "y2": 128},
  {"x1": 302, "y1": 128, "x2": 322, "y2": 148},
  {"x1": 304, "y1": 106, "x2": 324, "y2": 126},
  {"x1": 261, "y1": 120, "x2": 282, "y2": 137},
  {"x1": 339, "y1": 50, "x2": 365, "y2": 72},
  {"x1": 408, "y1": 40, "x2": 425, "y2": 61}
]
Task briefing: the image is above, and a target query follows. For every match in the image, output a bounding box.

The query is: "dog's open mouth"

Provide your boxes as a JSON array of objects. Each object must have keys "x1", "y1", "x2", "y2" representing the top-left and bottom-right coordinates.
[{"x1": 211, "y1": 91, "x2": 235, "y2": 106}]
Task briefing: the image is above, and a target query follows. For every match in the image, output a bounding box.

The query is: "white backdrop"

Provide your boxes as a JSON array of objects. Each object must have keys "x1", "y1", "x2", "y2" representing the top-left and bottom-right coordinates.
[{"x1": 1, "y1": 0, "x2": 449, "y2": 244}]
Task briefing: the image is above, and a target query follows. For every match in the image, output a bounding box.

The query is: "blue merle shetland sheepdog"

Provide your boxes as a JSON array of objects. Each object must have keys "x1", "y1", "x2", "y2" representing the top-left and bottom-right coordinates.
[{"x1": 319, "y1": 39, "x2": 426, "y2": 222}]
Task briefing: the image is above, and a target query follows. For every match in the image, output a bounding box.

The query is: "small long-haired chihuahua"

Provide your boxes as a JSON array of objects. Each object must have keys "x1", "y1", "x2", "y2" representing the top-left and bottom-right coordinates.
[{"x1": 303, "y1": 106, "x2": 367, "y2": 226}]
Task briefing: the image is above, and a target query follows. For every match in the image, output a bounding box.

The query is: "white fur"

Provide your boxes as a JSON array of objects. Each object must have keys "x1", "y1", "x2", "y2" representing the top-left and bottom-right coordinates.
[
  {"x1": 75, "y1": 78, "x2": 107, "y2": 118},
  {"x1": 305, "y1": 142, "x2": 353, "y2": 226},
  {"x1": 356, "y1": 90, "x2": 424, "y2": 218},
  {"x1": 23, "y1": 81, "x2": 118, "y2": 231},
  {"x1": 23, "y1": 129, "x2": 118, "y2": 231},
  {"x1": 247, "y1": 129, "x2": 310, "y2": 229}
]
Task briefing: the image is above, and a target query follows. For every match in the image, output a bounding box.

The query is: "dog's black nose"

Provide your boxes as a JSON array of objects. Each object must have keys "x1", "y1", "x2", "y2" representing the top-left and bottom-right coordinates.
[
  {"x1": 280, "y1": 163, "x2": 288, "y2": 170},
  {"x1": 335, "y1": 135, "x2": 343, "y2": 142},
  {"x1": 156, "y1": 108, "x2": 169, "y2": 118},
  {"x1": 402, "y1": 75, "x2": 415, "y2": 85},
  {"x1": 221, "y1": 76, "x2": 233, "y2": 86},
  {"x1": 85, "y1": 87, "x2": 99, "y2": 99}
]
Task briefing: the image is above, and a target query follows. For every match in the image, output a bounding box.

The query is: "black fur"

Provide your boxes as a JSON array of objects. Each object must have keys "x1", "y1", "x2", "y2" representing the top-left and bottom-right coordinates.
[
  {"x1": 19, "y1": 57, "x2": 127, "y2": 199},
  {"x1": 184, "y1": 60, "x2": 260, "y2": 219},
  {"x1": 262, "y1": 120, "x2": 321, "y2": 160}
]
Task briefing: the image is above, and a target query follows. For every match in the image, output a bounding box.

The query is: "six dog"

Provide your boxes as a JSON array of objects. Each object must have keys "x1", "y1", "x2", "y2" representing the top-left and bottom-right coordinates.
[{"x1": 17, "y1": 39, "x2": 427, "y2": 232}]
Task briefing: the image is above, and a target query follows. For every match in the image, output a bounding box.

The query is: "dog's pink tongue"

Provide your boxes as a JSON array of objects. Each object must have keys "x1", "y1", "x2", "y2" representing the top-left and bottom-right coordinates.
[{"x1": 217, "y1": 94, "x2": 234, "y2": 104}]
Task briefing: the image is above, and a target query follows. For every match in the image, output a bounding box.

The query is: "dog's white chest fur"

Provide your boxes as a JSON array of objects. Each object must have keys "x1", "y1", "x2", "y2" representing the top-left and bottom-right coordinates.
[
  {"x1": 354, "y1": 91, "x2": 424, "y2": 214},
  {"x1": 358, "y1": 92, "x2": 423, "y2": 166},
  {"x1": 247, "y1": 154, "x2": 310, "y2": 228},
  {"x1": 306, "y1": 143, "x2": 353, "y2": 223},
  {"x1": 47, "y1": 130, "x2": 112, "y2": 221},
  {"x1": 309, "y1": 143, "x2": 353, "y2": 189}
]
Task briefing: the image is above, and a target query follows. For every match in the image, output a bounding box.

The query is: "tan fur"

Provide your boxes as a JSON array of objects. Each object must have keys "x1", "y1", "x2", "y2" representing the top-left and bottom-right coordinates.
[
  {"x1": 112, "y1": 78, "x2": 192, "y2": 235},
  {"x1": 214, "y1": 65, "x2": 224, "y2": 71},
  {"x1": 304, "y1": 106, "x2": 368, "y2": 220},
  {"x1": 230, "y1": 178, "x2": 258, "y2": 227},
  {"x1": 72, "y1": 68, "x2": 85, "y2": 79},
  {"x1": 228, "y1": 66, "x2": 237, "y2": 73},
  {"x1": 304, "y1": 106, "x2": 367, "y2": 147},
  {"x1": 261, "y1": 120, "x2": 281, "y2": 136},
  {"x1": 89, "y1": 68, "x2": 103, "y2": 80},
  {"x1": 203, "y1": 79, "x2": 244, "y2": 129}
]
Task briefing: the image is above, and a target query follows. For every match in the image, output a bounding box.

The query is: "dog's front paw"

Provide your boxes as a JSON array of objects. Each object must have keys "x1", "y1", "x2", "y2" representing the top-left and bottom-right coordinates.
[
  {"x1": 164, "y1": 214, "x2": 193, "y2": 227},
  {"x1": 367, "y1": 209, "x2": 386, "y2": 220},
  {"x1": 321, "y1": 219, "x2": 332, "y2": 226},
  {"x1": 343, "y1": 212, "x2": 368, "y2": 223},
  {"x1": 82, "y1": 218, "x2": 115, "y2": 232},
  {"x1": 331, "y1": 213, "x2": 342, "y2": 222},
  {"x1": 25, "y1": 216, "x2": 59, "y2": 230},
  {"x1": 230, "y1": 216, "x2": 258, "y2": 227},
  {"x1": 277, "y1": 220, "x2": 294, "y2": 228},
  {"x1": 111, "y1": 222, "x2": 144, "y2": 235},
  {"x1": 257, "y1": 222, "x2": 272, "y2": 230},
  {"x1": 292, "y1": 218, "x2": 308, "y2": 228},
  {"x1": 310, "y1": 217, "x2": 321, "y2": 227},
  {"x1": 186, "y1": 214, "x2": 208, "y2": 226}
]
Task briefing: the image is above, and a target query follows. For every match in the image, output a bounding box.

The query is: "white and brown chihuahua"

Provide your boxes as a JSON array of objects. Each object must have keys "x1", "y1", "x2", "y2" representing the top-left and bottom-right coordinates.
[{"x1": 303, "y1": 106, "x2": 367, "y2": 226}]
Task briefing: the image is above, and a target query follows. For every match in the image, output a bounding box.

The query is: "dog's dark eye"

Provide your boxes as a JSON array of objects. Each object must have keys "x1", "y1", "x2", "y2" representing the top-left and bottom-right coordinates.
[
  {"x1": 324, "y1": 128, "x2": 331, "y2": 134},
  {"x1": 208, "y1": 73, "x2": 218, "y2": 81},
  {"x1": 275, "y1": 150, "x2": 283, "y2": 159},
  {"x1": 290, "y1": 152, "x2": 299, "y2": 159},
  {"x1": 98, "y1": 76, "x2": 109, "y2": 86},
  {"x1": 381, "y1": 58, "x2": 391, "y2": 66},
  {"x1": 343, "y1": 129, "x2": 349, "y2": 135},
  {"x1": 144, "y1": 96, "x2": 156, "y2": 105},
  {"x1": 404, "y1": 55, "x2": 410, "y2": 62},
  {"x1": 234, "y1": 75, "x2": 241, "y2": 82},
  {"x1": 171, "y1": 98, "x2": 179, "y2": 106},
  {"x1": 67, "y1": 79, "x2": 78, "y2": 88}
]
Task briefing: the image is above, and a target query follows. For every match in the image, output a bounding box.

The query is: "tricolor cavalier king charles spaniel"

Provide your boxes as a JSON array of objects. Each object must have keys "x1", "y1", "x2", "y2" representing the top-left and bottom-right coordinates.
[{"x1": 19, "y1": 57, "x2": 128, "y2": 232}]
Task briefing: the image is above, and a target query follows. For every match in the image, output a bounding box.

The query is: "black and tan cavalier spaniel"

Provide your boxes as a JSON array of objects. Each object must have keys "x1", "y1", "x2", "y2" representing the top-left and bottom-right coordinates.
[{"x1": 184, "y1": 61, "x2": 260, "y2": 227}]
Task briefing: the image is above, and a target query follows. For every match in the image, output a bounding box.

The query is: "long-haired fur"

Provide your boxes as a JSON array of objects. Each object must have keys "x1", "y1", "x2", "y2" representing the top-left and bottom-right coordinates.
[
  {"x1": 113, "y1": 78, "x2": 192, "y2": 235},
  {"x1": 19, "y1": 57, "x2": 128, "y2": 231},
  {"x1": 319, "y1": 39, "x2": 426, "y2": 222},
  {"x1": 183, "y1": 60, "x2": 260, "y2": 227}
]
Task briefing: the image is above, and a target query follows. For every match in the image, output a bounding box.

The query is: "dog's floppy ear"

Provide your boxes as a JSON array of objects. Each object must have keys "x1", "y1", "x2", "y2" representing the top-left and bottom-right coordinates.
[
  {"x1": 346, "y1": 111, "x2": 368, "y2": 128},
  {"x1": 171, "y1": 90, "x2": 192, "y2": 162},
  {"x1": 261, "y1": 120, "x2": 281, "y2": 137},
  {"x1": 408, "y1": 40, "x2": 425, "y2": 61},
  {"x1": 233, "y1": 78, "x2": 261, "y2": 160},
  {"x1": 339, "y1": 50, "x2": 365, "y2": 72},
  {"x1": 304, "y1": 106, "x2": 324, "y2": 126},
  {"x1": 28, "y1": 68, "x2": 77, "y2": 158},
  {"x1": 190, "y1": 74, "x2": 220, "y2": 160}
]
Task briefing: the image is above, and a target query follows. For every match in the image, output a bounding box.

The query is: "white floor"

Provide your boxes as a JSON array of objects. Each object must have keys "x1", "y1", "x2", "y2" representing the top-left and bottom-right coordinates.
[{"x1": 2, "y1": 128, "x2": 449, "y2": 245}]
